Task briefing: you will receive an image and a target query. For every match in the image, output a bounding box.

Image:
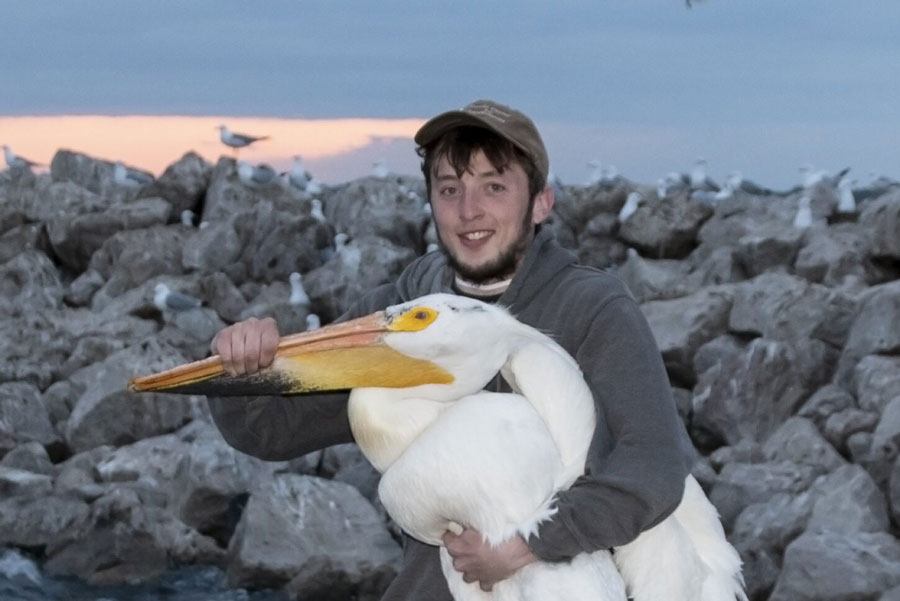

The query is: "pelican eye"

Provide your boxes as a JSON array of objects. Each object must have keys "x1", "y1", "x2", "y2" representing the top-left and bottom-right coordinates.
[{"x1": 388, "y1": 306, "x2": 438, "y2": 332}]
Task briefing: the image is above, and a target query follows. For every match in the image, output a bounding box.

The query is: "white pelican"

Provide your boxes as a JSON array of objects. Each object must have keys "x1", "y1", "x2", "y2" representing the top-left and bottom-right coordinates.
[{"x1": 130, "y1": 294, "x2": 745, "y2": 601}]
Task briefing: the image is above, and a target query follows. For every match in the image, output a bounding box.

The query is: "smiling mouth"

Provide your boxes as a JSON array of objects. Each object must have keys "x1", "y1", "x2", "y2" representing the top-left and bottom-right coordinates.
[{"x1": 460, "y1": 230, "x2": 492, "y2": 241}]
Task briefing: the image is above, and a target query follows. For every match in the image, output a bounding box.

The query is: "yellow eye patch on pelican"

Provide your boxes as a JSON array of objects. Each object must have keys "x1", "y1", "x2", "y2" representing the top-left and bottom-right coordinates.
[{"x1": 388, "y1": 306, "x2": 438, "y2": 332}]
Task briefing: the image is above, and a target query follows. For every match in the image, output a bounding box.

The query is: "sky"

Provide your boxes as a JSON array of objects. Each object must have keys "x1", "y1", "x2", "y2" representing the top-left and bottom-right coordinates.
[{"x1": 2, "y1": 1, "x2": 899, "y2": 187}]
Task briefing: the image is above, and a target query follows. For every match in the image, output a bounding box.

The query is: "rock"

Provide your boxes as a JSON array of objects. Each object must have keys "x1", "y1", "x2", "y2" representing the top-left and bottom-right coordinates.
[
  {"x1": 0, "y1": 250, "x2": 65, "y2": 315},
  {"x1": 615, "y1": 250, "x2": 691, "y2": 303},
  {"x1": 836, "y1": 280, "x2": 900, "y2": 387},
  {"x1": 324, "y1": 175, "x2": 429, "y2": 253},
  {"x1": 891, "y1": 456, "x2": 900, "y2": 525},
  {"x1": 65, "y1": 267, "x2": 105, "y2": 307},
  {"x1": 0, "y1": 466, "x2": 53, "y2": 498},
  {"x1": 709, "y1": 461, "x2": 819, "y2": 530},
  {"x1": 199, "y1": 272, "x2": 248, "y2": 324},
  {"x1": 692, "y1": 338, "x2": 812, "y2": 448},
  {"x1": 53, "y1": 445, "x2": 113, "y2": 501},
  {"x1": 203, "y1": 157, "x2": 304, "y2": 223},
  {"x1": 797, "y1": 384, "x2": 856, "y2": 432},
  {"x1": 855, "y1": 355, "x2": 900, "y2": 413},
  {"x1": 46, "y1": 197, "x2": 172, "y2": 273},
  {"x1": 732, "y1": 491, "x2": 815, "y2": 553},
  {"x1": 136, "y1": 152, "x2": 211, "y2": 217},
  {"x1": 762, "y1": 417, "x2": 846, "y2": 473},
  {"x1": 617, "y1": 192, "x2": 713, "y2": 259},
  {"x1": 181, "y1": 215, "x2": 244, "y2": 275},
  {"x1": 23, "y1": 180, "x2": 106, "y2": 224},
  {"x1": 685, "y1": 246, "x2": 747, "y2": 288},
  {"x1": 286, "y1": 555, "x2": 398, "y2": 601},
  {"x1": 0, "y1": 382, "x2": 61, "y2": 457},
  {"x1": 88, "y1": 225, "x2": 191, "y2": 310},
  {"x1": 709, "y1": 439, "x2": 765, "y2": 471},
  {"x1": 159, "y1": 307, "x2": 227, "y2": 361},
  {"x1": 0, "y1": 441, "x2": 54, "y2": 475},
  {"x1": 65, "y1": 339, "x2": 202, "y2": 453},
  {"x1": 0, "y1": 495, "x2": 91, "y2": 548},
  {"x1": 859, "y1": 188, "x2": 900, "y2": 259},
  {"x1": 807, "y1": 464, "x2": 891, "y2": 534},
  {"x1": 769, "y1": 530, "x2": 900, "y2": 601},
  {"x1": 227, "y1": 475, "x2": 401, "y2": 590},
  {"x1": 304, "y1": 235, "x2": 416, "y2": 323},
  {"x1": 50, "y1": 149, "x2": 119, "y2": 197},
  {"x1": 734, "y1": 539, "x2": 780, "y2": 601},
  {"x1": 794, "y1": 224, "x2": 872, "y2": 286},
  {"x1": 640, "y1": 286, "x2": 733, "y2": 387},
  {"x1": 733, "y1": 227, "x2": 804, "y2": 277},
  {"x1": 319, "y1": 443, "x2": 382, "y2": 507},
  {"x1": 0, "y1": 223, "x2": 48, "y2": 266},
  {"x1": 553, "y1": 180, "x2": 631, "y2": 238},
  {"x1": 853, "y1": 397, "x2": 900, "y2": 490},
  {"x1": 823, "y1": 408, "x2": 879, "y2": 454}
]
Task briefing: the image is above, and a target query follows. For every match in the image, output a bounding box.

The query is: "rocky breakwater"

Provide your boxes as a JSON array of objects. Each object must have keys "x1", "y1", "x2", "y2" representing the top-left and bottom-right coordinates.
[{"x1": 0, "y1": 153, "x2": 899, "y2": 600}]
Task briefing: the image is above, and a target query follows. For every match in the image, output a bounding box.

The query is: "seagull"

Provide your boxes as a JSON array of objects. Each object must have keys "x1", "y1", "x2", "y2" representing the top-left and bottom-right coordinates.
[
  {"x1": 305, "y1": 313, "x2": 321, "y2": 331},
  {"x1": 837, "y1": 177, "x2": 856, "y2": 213},
  {"x1": 310, "y1": 199, "x2": 327, "y2": 223},
  {"x1": 799, "y1": 164, "x2": 828, "y2": 189},
  {"x1": 586, "y1": 160, "x2": 603, "y2": 185},
  {"x1": 153, "y1": 283, "x2": 202, "y2": 312},
  {"x1": 601, "y1": 164, "x2": 619, "y2": 183},
  {"x1": 656, "y1": 178, "x2": 668, "y2": 199},
  {"x1": 2, "y1": 145, "x2": 42, "y2": 170},
  {"x1": 114, "y1": 161, "x2": 154, "y2": 188},
  {"x1": 218, "y1": 125, "x2": 269, "y2": 153},
  {"x1": 306, "y1": 179, "x2": 323, "y2": 195},
  {"x1": 618, "y1": 192, "x2": 643, "y2": 222},
  {"x1": 180, "y1": 210, "x2": 196, "y2": 227},
  {"x1": 690, "y1": 158, "x2": 719, "y2": 192},
  {"x1": 237, "y1": 161, "x2": 278, "y2": 187},
  {"x1": 288, "y1": 155, "x2": 312, "y2": 191},
  {"x1": 130, "y1": 293, "x2": 747, "y2": 601},
  {"x1": 793, "y1": 195, "x2": 813, "y2": 229},
  {"x1": 334, "y1": 232, "x2": 349, "y2": 250},
  {"x1": 288, "y1": 272, "x2": 311, "y2": 306},
  {"x1": 372, "y1": 160, "x2": 389, "y2": 179}
]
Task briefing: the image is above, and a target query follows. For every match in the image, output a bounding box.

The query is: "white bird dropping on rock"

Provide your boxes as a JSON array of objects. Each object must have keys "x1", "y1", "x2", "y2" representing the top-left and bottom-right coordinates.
[{"x1": 154, "y1": 283, "x2": 202, "y2": 312}]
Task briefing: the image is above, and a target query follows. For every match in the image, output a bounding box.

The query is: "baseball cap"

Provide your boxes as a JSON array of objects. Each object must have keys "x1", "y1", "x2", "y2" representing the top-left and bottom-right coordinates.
[{"x1": 414, "y1": 99, "x2": 549, "y2": 184}]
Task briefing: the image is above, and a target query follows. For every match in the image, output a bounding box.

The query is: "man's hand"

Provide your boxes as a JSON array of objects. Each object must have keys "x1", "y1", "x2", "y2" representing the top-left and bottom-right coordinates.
[
  {"x1": 210, "y1": 317, "x2": 280, "y2": 376},
  {"x1": 442, "y1": 528, "x2": 537, "y2": 592}
]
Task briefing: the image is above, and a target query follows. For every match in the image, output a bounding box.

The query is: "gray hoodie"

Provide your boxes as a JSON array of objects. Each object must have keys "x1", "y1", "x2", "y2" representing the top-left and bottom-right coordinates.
[{"x1": 208, "y1": 227, "x2": 695, "y2": 600}]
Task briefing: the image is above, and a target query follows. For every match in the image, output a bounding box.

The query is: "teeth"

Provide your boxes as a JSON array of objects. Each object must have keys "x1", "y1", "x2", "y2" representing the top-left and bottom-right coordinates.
[{"x1": 462, "y1": 231, "x2": 490, "y2": 240}]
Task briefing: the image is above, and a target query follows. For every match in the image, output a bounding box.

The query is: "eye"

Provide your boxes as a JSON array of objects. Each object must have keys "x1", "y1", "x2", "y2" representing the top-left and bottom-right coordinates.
[
  {"x1": 414, "y1": 311, "x2": 429, "y2": 320},
  {"x1": 488, "y1": 183, "x2": 505, "y2": 193},
  {"x1": 439, "y1": 186, "x2": 458, "y2": 196}
]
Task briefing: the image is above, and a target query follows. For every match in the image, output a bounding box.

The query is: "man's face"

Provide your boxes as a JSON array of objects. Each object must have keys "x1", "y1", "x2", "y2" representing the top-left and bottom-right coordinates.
[{"x1": 429, "y1": 149, "x2": 553, "y2": 284}]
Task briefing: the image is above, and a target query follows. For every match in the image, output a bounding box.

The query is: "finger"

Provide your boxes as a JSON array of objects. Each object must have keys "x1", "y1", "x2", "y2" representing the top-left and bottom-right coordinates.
[
  {"x1": 462, "y1": 573, "x2": 476, "y2": 584},
  {"x1": 217, "y1": 328, "x2": 236, "y2": 375},
  {"x1": 258, "y1": 318, "x2": 279, "y2": 368},
  {"x1": 480, "y1": 581, "x2": 494, "y2": 592},
  {"x1": 242, "y1": 319, "x2": 262, "y2": 375}
]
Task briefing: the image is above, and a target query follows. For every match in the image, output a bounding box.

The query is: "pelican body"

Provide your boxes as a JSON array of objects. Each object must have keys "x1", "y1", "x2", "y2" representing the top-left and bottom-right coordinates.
[{"x1": 130, "y1": 294, "x2": 745, "y2": 601}]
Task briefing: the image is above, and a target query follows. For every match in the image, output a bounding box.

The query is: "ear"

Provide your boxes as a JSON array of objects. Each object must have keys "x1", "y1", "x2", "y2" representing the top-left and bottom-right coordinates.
[{"x1": 531, "y1": 185, "x2": 555, "y2": 225}]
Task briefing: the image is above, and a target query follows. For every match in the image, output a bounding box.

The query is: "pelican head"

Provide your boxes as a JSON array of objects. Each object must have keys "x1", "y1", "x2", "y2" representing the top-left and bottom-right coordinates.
[{"x1": 129, "y1": 294, "x2": 546, "y2": 401}]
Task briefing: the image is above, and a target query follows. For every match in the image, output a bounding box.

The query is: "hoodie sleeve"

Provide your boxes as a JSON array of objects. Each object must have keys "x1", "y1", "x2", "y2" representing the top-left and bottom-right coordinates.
[
  {"x1": 206, "y1": 283, "x2": 402, "y2": 461},
  {"x1": 527, "y1": 295, "x2": 696, "y2": 561}
]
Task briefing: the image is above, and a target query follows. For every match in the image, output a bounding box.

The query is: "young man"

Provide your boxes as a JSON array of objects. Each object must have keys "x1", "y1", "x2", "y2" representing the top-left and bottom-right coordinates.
[{"x1": 208, "y1": 100, "x2": 695, "y2": 599}]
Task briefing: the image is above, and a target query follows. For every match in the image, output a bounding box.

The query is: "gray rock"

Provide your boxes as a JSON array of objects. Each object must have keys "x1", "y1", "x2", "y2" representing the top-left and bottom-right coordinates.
[
  {"x1": 859, "y1": 188, "x2": 900, "y2": 259},
  {"x1": 807, "y1": 464, "x2": 891, "y2": 534},
  {"x1": 286, "y1": 555, "x2": 398, "y2": 601},
  {"x1": 836, "y1": 280, "x2": 900, "y2": 387},
  {"x1": 319, "y1": 443, "x2": 382, "y2": 507},
  {"x1": 855, "y1": 354, "x2": 900, "y2": 413},
  {"x1": 65, "y1": 339, "x2": 202, "y2": 453},
  {"x1": 181, "y1": 215, "x2": 244, "y2": 275},
  {"x1": 0, "y1": 250, "x2": 65, "y2": 315},
  {"x1": 734, "y1": 539, "x2": 780, "y2": 601},
  {"x1": 640, "y1": 286, "x2": 733, "y2": 386},
  {"x1": 880, "y1": 584, "x2": 900, "y2": 601},
  {"x1": 692, "y1": 338, "x2": 811, "y2": 447},
  {"x1": 0, "y1": 465, "x2": 53, "y2": 498},
  {"x1": 50, "y1": 149, "x2": 119, "y2": 197},
  {"x1": 685, "y1": 245, "x2": 747, "y2": 289},
  {"x1": 0, "y1": 495, "x2": 91, "y2": 548},
  {"x1": 890, "y1": 456, "x2": 900, "y2": 525},
  {"x1": 203, "y1": 157, "x2": 304, "y2": 223},
  {"x1": 618, "y1": 192, "x2": 713, "y2": 259},
  {"x1": 794, "y1": 224, "x2": 872, "y2": 286},
  {"x1": 65, "y1": 267, "x2": 105, "y2": 307},
  {"x1": 46, "y1": 197, "x2": 172, "y2": 273},
  {"x1": 769, "y1": 530, "x2": 900, "y2": 601},
  {"x1": 324, "y1": 175, "x2": 429, "y2": 253},
  {"x1": 304, "y1": 235, "x2": 416, "y2": 323},
  {"x1": 23, "y1": 180, "x2": 106, "y2": 224},
  {"x1": 160, "y1": 307, "x2": 227, "y2": 361},
  {"x1": 709, "y1": 461, "x2": 819, "y2": 530},
  {"x1": 199, "y1": 272, "x2": 248, "y2": 324},
  {"x1": 763, "y1": 416, "x2": 846, "y2": 473},
  {"x1": 0, "y1": 223, "x2": 48, "y2": 265},
  {"x1": 226, "y1": 474, "x2": 402, "y2": 589},
  {"x1": 732, "y1": 491, "x2": 815, "y2": 552},
  {"x1": 616, "y1": 250, "x2": 691, "y2": 303},
  {"x1": 0, "y1": 441, "x2": 54, "y2": 475},
  {"x1": 797, "y1": 384, "x2": 856, "y2": 431},
  {"x1": 0, "y1": 382, "x2": 61, "y2": 457},
  {"x1": 823, "y1": 407, "x2": 879, "y2": 454},
  {"x1": 709, "y1": 439, "x2": 765, "y2": 471},
  {"x1": 136, "y1": 151, "x2": 211, "y2": 217},
  {"x1": 734, "y1": 227, "x2": 805, "y2": 277},
  {"x1": 552, "y1": 180, "x2": 631, "y2": 238}
]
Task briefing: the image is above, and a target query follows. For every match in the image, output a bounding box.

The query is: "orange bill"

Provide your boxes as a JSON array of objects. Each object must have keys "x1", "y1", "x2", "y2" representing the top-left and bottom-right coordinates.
[{"x1": 128, "y1": 311, "x2": 453, "y2": 396}]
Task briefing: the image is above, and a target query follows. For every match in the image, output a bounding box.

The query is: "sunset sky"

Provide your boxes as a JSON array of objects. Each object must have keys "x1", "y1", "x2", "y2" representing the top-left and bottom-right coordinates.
[{"x1": 2, "y1": 1, "x2": 899, "y2": 187}]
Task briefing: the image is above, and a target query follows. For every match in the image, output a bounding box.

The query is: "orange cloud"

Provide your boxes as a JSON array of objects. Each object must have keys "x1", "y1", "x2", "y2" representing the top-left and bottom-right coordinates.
[{"x1": 0, "y1": 115, "x2": 424, "y2": 177}]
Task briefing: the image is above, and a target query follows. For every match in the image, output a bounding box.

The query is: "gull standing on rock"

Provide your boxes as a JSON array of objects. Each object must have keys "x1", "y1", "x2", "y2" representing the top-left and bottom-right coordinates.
[
  {"x1": 237, "y1": 161, "x2": 278, "y2": 187},
  {"x1": 310, "y1": 199, "x2": 327, "y2": 223},
  {"x1": 114, "y1": 161, "x2": 154, "y2": 188},
  {"x1": 289, "y1": 272, "x2": 311, "y2": 307},
  {"x1": 618, "y1": 192, "x2": 643, "y2": 223},
  {"x1": 218, "y1": 125, "x2": 269, "y2": 155},
  {"x1": 180, "y1": 210, "x2": 196, "y2": 227},
  {"x1": 288, "y1": 155, "x2": 312, "y2": 191},
  {"x1": 372, "y1": 160, "x2": 389, "y2": 179},
  {"x1": 837, "y1": 177, "x2": 857, "y2": 213},
  {"x1": 2, "y1": 145, "x2": 42, "y2": 170},
  {"x1": 305, "y1": 313, "x2": 321, "y2": 331},
  {"x1": 793, "y1": 195, "x2": 813, "y2": 229},
  {"x1": 154, "y1": 283, "x2": 202, "y2": 312}
]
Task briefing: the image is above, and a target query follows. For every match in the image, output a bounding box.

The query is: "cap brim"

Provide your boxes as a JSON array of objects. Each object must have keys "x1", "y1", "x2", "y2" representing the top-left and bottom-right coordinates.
[{"x1": 415, "y1": 111, "x2": 507, "y2": 147}]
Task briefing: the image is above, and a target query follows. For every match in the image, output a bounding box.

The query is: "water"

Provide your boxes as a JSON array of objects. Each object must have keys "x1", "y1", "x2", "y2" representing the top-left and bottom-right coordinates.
[{"x1": 0, "y1": 549, "x2": 289, "y2": 601}]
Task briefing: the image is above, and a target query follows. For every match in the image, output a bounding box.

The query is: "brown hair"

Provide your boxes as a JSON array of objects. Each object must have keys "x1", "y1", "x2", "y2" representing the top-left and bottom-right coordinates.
[{"x1": 416, "y1": 126, "x2": 545, "y2": 202}]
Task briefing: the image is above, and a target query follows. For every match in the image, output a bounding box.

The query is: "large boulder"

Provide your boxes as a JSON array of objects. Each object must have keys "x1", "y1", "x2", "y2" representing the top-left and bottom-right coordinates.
[
  {"x1": 859, "y1": 188, "x2": 900, "y2": 260},
  {"x1": 836, "y1": 280, "x2": 900, "y2": 387},
  {"x1": 793, "y1": 224, "x2": 872, "y2": 286},
  {"x1": 0, "y1": 382, "x2": 62, "y2": 458},
  {"x1": 854, "y1": 354, "x2": 900, "y2": 414},
  {"x1": 137, "y1": 151, "x2": 211, "y2": 217},
  {"x1": 806, "y1": 464, "x2": 891, "y2": 535},
  {"x1": 769, "y1": 530, "x2": 900, "y2": 601},
  {"x1": 617, "y1": 191, "x2": 712, "y2": 259},
  {"x1": 226, "y1": 474, "x2": 401, "y2": 592},
  {"x1": 0, "y1": 250, "x2": 65, "y2": 315},
  {"x1": 615, "y1": 249, "x2": 692, "y2": 303},
  {"x1": 0, "y1": 222, "x2": 49, "y2": 266}
]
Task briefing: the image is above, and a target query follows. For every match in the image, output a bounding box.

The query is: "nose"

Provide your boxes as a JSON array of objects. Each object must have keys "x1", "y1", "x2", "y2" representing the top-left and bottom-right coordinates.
[{"x1": 458, "y1": 188, "x2": 484, "y2": 221}]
